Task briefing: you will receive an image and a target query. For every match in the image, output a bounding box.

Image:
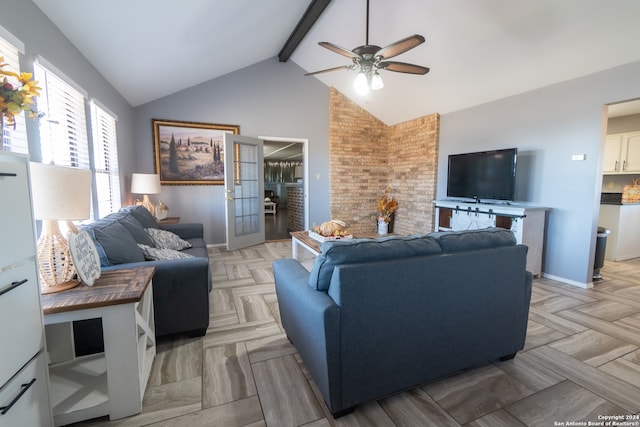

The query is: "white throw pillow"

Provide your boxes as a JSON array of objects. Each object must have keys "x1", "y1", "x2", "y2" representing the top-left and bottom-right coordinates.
[
  {"x1": 137, "y1": 244, "x2": 194, "y2": 260},
  {"x1": 145, "y1": 228, "x2": 192, "y2": 250}
]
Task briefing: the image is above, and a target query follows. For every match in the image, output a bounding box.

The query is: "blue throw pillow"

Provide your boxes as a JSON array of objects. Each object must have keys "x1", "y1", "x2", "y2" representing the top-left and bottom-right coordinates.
[
  {"x1": 89, "y1": 220, "x2": 145, "y2": 266},
  {"x1": 120, "y1": 205, "x2": 159, "y2": 229},
  {"x1": 308, "y1": 234, "x2": 442, "y2": 292},
  {"x1": 105, "y1": 211, "x2": 155, "y2": 247}
]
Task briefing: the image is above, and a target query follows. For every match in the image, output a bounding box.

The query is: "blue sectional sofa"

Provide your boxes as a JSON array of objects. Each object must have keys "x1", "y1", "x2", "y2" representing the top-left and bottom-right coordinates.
[
  {"x1": 78, "y1": 205, "x2": 211, "y2": 340},
  {"x1": 273, "y1": 227, "x2": 532, "y2": 417}
]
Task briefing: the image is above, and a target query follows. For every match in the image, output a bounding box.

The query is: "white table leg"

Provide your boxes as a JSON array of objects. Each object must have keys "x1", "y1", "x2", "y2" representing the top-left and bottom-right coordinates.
[
  {"x1": 101, "y1": 303, "x2": 142, "y2": 420},
  {"x1": 292, "y1": 237, "x2": 300, "y2": 260}
]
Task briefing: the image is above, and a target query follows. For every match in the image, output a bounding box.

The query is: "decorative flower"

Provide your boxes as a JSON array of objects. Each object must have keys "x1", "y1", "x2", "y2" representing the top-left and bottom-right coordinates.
[
  {"x1": 377, "y1": 185, "x2": 398, "y2": 223},
  {"x1": 0, "y1": 56, "x2": 42, "y2": 128}
]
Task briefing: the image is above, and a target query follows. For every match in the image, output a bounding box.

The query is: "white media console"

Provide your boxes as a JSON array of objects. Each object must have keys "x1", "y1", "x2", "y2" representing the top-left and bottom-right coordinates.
[{"x1": 433, "y1": 200, "x2": 548, "y2": 276}]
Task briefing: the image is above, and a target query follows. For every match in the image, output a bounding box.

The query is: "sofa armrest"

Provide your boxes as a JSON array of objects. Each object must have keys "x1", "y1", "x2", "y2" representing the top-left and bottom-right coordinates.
[
  {"x1": 159, "y1": 223, "x2": 203, "y2": 240},
  {"x1": 273, "y1": 259, "x2": 341, "y2": 410}
]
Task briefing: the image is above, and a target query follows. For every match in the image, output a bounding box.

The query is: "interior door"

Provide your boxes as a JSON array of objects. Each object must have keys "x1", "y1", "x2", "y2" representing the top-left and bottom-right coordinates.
[{"x1": 224, "y1": 133, "x2": 265, "y2": 250}]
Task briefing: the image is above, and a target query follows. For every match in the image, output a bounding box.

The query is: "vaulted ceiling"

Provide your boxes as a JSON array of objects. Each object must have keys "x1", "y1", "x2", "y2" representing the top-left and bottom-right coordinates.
[{"x1": 33, "y1": 0, "x2": 640, "y2": 125}]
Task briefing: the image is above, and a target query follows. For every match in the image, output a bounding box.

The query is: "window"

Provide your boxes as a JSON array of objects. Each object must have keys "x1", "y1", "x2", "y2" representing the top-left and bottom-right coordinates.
[
  {"x1": 91, "y1": 101, "x2": 121, "y2": 217},
  {"x1": 0, "y1": 29, "x2": 28, "y2": 154},
  {"x1": 35, "y1": 59, "x2": 90, "y2": 169},
  {"x1": 35, "y1": 58, "x2": 122, "y2": 219}
]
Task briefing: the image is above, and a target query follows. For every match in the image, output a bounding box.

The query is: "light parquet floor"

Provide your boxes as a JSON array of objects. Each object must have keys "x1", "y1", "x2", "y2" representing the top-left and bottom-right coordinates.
[{"x1": 73, "y1": 243, "x2": 640, "y2": 427}]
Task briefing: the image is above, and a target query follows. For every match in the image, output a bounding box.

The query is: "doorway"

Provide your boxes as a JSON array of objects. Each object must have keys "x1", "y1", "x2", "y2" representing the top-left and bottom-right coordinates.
[{"x1": 261, "y1": 136, "x2": 308, "y2": 241}]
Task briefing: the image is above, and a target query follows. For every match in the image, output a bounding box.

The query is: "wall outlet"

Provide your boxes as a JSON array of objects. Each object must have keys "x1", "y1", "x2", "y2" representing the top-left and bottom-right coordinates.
[
  {"x1": 571, "y1": 154, "x2": 586, "y2": 161},
  {"x1": 608, "y1": 181, "x2": 615, "y2": 189}
]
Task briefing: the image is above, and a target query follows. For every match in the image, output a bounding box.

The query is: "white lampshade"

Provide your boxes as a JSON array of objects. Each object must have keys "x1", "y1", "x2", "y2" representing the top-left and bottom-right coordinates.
[
  {"x1": 30, "y1": 162, "x2": 92, "y2": 221},
  {"x1": 131, "y1": 173, "x2": 161, "y2": 194}
]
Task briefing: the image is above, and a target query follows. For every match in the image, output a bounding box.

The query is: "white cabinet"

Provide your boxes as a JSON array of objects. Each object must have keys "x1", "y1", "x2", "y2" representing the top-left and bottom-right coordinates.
[
  {"x1": 434, "y1": 200, "x2": 547, "y2": 276},
  {"x1": 604, "y1": 132, "x2": 640, "y2": 174},
  {"x1": 0, "y1": 153, "x2": 52, "y2": 426},
  {"x1": 599, "y1": 204, "x2": 640, "y2": 261}
]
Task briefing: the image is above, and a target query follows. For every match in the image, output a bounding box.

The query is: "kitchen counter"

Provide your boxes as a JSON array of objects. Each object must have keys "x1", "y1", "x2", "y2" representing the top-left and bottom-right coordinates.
[{"x1": 599, "y1": 204, "x2": 640, "y2": 261}]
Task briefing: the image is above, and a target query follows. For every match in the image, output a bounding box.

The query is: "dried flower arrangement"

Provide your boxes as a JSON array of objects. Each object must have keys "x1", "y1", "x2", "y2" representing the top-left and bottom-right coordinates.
[{"x1": 377, "y1": 185, "x2": 398, "y2": 223}]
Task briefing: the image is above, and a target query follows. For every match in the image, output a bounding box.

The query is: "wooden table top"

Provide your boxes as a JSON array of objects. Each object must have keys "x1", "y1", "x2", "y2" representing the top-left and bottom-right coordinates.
[{"x1": 41, "y1": 266, "x2": 156, "y2": 315}]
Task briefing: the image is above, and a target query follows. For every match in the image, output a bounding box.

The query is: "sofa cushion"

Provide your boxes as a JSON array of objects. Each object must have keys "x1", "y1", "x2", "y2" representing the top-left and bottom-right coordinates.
[
  {"x1": 146, "y1": 227, "x2": 192, "y2": 250},
  {"x1": 88, "y1": 220, "x2": 145, "y2": 266},
  {"x1": 431, "y1": 227, "x2": 516, "y2": 253},
  {"x1": 309, "y1": 234, "x2": 442, "y2": 291},
  {"x1": 120, "y1": 205, "x2": 159, "y2": 229},
  {"x1": 138, "y1": 244, "x2": 195, "y2": 260}
]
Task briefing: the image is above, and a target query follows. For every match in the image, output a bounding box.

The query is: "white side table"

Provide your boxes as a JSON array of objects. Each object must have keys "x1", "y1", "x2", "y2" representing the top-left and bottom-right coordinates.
[
  {"x1": 41, "y1": 267, "x2": 156, "y2": 426},
  {"x1": 265, "y1": 201, "x2": 277, "y2": 215}
]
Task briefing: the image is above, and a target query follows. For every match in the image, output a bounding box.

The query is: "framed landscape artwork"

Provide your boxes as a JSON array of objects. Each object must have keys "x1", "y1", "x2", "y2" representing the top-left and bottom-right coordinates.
[{"x1": 152, "y1": 119, "x2": 240, "y2": 185}]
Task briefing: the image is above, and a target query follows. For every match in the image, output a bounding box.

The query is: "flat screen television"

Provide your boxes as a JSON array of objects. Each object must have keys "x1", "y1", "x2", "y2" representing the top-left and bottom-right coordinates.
[{"x1": 446, "y1": 148, "x2": 517, "y2": 203}]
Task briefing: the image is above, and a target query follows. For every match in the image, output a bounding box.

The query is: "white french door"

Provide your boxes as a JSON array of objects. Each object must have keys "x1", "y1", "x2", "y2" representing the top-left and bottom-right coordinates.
[{"x1": 224, "y1": 133, "x2": 265, "y2": 250}]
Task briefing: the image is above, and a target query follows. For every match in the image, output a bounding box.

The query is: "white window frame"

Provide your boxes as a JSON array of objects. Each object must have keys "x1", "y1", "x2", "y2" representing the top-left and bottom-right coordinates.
[
  {"x1": 35, "y1": 57, "x2": 90, "y2": 169},
  {"x1": 91, "y1": 100, "x2": 121, "y2": 217},
  {"x1": 0, "y1": 26, "x2": 28, "y2": 154}
]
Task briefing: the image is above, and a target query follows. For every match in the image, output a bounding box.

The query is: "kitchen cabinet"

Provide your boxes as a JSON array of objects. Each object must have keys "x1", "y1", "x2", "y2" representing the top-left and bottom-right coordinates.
[
  {"x1": 599, "y1": 203, "x2": 640, "y2": 261},
  {"x1": 434, "y1": 200, "x2": 547, "y2": 276},
  {"x1": 0, "y1": 153, "x2": 52, "y2": 426},
  {"x1": 603, "y1": 132, "x2": 640, "y2": 174}
]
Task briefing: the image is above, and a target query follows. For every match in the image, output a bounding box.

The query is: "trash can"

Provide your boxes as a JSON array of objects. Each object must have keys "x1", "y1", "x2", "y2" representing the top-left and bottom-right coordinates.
[{"x1": 593, "y1": 226, "x2": 610, "y2": 280}]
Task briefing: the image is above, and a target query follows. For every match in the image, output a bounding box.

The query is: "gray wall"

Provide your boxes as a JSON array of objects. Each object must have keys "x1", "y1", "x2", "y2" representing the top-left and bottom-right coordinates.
[
  {"x1": 439, "y1": 61, "x2": 640, "y2": 285},
  {"x1": 134, "y1": 58, "x2": 330, "y2": 243},
  {"x1": 2, "y1": 0, "x2": 136, "y2": 197}
]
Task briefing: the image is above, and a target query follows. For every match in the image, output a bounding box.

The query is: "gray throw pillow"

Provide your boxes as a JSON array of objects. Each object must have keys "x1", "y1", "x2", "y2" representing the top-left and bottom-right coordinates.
[
  {"x1": 145, "y1": 228, "x2": 192, "y2": 250},
  {"x1": 138, "y1": 244, "x2": 194, "y2": 260}
]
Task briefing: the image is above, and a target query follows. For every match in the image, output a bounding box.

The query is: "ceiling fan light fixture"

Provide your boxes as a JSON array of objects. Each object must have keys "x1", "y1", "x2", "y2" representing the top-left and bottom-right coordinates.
[
  {"x1": 354, "y1": 71, "x2": 370, "y2": 95},
  {"x1": 371, "y1": 72, "x2": 384, "y2": 90}
]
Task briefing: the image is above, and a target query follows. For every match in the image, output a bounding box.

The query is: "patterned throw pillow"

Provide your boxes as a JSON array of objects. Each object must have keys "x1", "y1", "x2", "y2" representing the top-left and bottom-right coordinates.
[
  {"x1": 145, "y1": 228, "x2": 192, "y2": 250},
  {"x1": 137, "y1": 244, "x2": 194, "y2": 261}
]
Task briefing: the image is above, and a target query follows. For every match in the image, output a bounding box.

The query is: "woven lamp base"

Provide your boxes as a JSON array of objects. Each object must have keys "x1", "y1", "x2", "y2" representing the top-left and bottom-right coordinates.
[
  {"x1": 41, "y1": 280, "x2": 80, "y2": 294},
  {"x1": 37, "y1": 220, "x2": 80, "y2": 294}
]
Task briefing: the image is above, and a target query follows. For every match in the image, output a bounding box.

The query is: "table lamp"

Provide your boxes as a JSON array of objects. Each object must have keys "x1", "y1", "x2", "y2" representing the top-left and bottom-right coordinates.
[
  {"x1": 131, "y1": 173, "x2": 161, "y2": 217},
  {"x1": 30, "y1": 162, "x2": 92, "y2": 294}
]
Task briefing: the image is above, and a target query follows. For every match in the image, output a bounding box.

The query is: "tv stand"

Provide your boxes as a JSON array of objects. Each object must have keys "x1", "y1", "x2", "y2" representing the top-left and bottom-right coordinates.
[{"x1": 434, "y1": 200, "x2": 547, "y2": 276}]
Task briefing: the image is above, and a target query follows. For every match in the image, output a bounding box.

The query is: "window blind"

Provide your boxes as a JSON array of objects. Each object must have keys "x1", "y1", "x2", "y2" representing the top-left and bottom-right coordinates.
[
  {"x1": 0, "y1": 32, "x2": 29, "y2": 154},
  {"x1": 35, "y1": 60, "x2": 90, "y2": 169},
  {"x1": 91, "y1": 100, "x2": 121, "y2": 217}
]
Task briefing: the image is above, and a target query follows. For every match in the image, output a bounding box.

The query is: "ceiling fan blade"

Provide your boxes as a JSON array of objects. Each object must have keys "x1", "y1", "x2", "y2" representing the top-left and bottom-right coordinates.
[
  {"x1": 375, "y1": 34, "x2": 425, "y2": 60},
  {"x1": 304, "y1": 65, "x2": 352, "y2": 76},
  {"x1": 318, "y1": 41, "x2": 362, "y2": 59},
  {"x1": 379, "y1": 61, "x2": 430, "y2": 75}
]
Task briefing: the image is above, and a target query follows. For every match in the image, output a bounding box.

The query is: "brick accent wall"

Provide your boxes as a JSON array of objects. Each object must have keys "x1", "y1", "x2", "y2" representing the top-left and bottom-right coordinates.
[
  {"x1": 329, "y1": 88, "x2": 439, "y2": 235},
  {"x1": 286, "y1": 185, "x2": 304, "y2": 231}
]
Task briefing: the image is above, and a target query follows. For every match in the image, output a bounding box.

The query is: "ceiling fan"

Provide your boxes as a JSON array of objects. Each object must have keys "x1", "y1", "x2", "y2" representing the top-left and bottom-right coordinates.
[{"x1": 305, "y1": 0, "x2": 429, "y2": 97}]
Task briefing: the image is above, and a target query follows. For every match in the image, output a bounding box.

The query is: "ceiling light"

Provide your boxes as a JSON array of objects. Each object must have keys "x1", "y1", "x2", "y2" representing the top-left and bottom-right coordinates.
[
  {"x1": 354, "y1": 72, "x2": 369, "y2": 96},
  {"x1": 371, "y1": 72, "x2": 384, "y2": 90}
]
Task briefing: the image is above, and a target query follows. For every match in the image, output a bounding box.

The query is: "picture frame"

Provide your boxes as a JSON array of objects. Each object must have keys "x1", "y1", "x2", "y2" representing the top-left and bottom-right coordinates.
[{"x1": 152, "y1": 119, "x2": 240, "y2": 185}]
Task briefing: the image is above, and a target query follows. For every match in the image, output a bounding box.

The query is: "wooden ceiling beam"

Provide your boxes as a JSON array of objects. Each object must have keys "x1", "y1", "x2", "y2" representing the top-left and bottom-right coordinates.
[{"x1": 278, "y1": 0, "x2": 332, "y2": 62}]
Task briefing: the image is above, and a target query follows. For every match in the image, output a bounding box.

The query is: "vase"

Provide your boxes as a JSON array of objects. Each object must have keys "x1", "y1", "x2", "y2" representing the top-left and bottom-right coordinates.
[
  {"x1": 388, "y1": 212, "x2": 395, "y2": 233},
  {"x1": 377, "y1": 219, "x2": 388, "y2": 235}
]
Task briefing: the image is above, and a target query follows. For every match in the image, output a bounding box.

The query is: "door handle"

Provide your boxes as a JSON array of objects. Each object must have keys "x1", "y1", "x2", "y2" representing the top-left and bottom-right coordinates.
[{"x1": 623, "y1": 160, "x2": 627, "y2": 171}]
